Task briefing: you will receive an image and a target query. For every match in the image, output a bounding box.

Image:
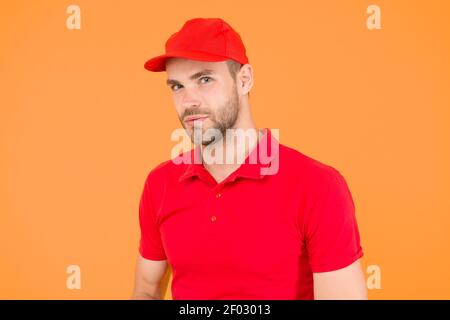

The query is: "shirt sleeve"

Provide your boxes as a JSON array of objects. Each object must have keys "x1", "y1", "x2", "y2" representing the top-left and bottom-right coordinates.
[
  {"x1": 304, "y1": 170, "x2": 363, "y2": 273},
  {"x1": 138, "y1": 172, "x2": 167, "y2": 261}
]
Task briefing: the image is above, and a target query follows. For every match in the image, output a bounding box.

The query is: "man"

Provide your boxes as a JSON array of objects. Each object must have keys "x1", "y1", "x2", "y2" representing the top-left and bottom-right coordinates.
[{"x1": 132, "y1": 17, "x2": 367, "y2": 300}]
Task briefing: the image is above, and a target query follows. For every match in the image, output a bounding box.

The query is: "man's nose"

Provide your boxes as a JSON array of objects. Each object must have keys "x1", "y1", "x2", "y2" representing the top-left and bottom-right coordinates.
[{"x1": 181, "y1": 87, "x2": 201, "y2": 109}]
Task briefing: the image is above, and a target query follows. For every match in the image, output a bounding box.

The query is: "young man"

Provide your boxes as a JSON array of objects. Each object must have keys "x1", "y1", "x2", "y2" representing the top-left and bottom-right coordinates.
[{"x1": 132, "y1": 18, "x2": 367, "y2": 300}]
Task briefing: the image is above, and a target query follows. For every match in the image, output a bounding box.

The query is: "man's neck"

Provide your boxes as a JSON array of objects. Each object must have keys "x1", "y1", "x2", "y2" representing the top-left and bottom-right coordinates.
[{"x1": 200, "y1": 126, "x2": 262, "y2": 184}]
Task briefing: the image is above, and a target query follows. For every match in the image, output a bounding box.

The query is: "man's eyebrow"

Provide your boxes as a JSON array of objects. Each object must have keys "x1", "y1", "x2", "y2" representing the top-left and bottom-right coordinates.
[
  {"x1": 166, "y1": 79, "x2": 180, "y2": 86},
  {"x1": 189, "y1": 69, "x2": 215, "y2": 80},
  {"x1": 166, "y1": 69, "x2": 215, "y2": 86}
]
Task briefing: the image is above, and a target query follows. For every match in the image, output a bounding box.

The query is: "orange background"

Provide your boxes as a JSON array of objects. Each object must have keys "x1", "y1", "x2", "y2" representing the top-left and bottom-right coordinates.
[{"x1": 1, "y1": 0, "x2": 449, "y2": 299}]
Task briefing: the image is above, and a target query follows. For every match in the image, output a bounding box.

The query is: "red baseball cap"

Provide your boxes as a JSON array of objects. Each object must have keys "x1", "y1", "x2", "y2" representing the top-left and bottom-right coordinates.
[{"x1": 144, "y1": 18, "x2": 249, "y2": 72}]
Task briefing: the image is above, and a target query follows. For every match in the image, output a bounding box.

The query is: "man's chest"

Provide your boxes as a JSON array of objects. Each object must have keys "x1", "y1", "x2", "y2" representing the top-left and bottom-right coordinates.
[{"x1": 156, "y1": 180, "x2": 304, "y2": 277}]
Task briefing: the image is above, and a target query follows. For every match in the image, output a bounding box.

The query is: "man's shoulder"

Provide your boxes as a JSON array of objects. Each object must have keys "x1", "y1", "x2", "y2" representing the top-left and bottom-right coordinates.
[
  {"x1": 143, "y1": 150, "x2": 191, "y2": 184},
  {"x1": 278, "y1": 142, "x2": 342, "y2": 183}
]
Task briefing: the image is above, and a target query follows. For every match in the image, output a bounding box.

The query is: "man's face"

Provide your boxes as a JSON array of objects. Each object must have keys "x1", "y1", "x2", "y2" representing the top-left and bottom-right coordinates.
[{"x1": 165, "y1": 58, "x2": 240, "y2": 146}]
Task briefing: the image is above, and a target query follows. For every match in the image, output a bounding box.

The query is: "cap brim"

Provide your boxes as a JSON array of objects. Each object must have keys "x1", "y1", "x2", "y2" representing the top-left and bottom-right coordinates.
[{"x1": 144, "y1": 50, "x2": 230, "y2": 72}]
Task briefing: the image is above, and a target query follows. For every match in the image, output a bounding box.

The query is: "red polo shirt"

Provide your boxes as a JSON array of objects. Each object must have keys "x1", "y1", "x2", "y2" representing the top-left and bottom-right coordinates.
[{"x1": 138, "y1": 128, "x2": 363, "y2": 300}]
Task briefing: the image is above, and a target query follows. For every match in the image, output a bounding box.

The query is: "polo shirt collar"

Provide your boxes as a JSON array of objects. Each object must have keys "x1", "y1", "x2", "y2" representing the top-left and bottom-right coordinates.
[{"x1": 178, "y1": 128, "x2": 279, "y2": 183}]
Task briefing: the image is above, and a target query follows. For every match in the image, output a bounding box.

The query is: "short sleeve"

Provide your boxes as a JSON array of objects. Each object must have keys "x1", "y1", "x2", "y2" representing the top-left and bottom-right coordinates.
[
  {"x1": 304, "y1": 170, "x2": 363, "y2": 273},
  {"x1": 138, "y1": 173, "x2": 167, "y2": 260}
]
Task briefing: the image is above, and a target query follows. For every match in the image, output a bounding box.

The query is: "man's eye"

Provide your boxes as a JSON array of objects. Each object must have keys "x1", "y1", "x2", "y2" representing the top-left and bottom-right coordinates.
[
  {"x1": 171, "y1": 84, "x2": 182, "y2": 91},
  {"x1": 199, "y1": 76, "x2": 212, "y2": 84}
]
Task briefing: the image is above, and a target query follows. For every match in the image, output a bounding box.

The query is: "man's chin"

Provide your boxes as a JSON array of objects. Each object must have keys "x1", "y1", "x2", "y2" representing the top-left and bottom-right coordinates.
[
  {"x1": 189, "y1": 132, "x2": 217, "y2": 146},
  {"x1": 186, "y1": 125, "x2": 223, "y2": 146}
]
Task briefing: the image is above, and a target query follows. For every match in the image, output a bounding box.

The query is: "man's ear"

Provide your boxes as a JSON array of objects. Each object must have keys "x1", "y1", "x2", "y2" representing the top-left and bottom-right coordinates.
[{"x1": 237, "y1": 64, "x2": 254, "y2": 95}]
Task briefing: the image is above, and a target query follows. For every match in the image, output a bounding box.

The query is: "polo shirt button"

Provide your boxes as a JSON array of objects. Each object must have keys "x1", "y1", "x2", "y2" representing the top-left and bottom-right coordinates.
[
  {"x1": 210, "y1": 215, "x2": 217, "y2": 223},
  {"x1": 215, "y1": 192, "x2": 222, "y2": 198}
]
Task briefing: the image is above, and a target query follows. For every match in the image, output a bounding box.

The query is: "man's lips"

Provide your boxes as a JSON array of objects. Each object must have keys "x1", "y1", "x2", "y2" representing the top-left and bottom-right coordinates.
[{"x1": 184, "y1": 115, "x2": 209, "y2": 124}]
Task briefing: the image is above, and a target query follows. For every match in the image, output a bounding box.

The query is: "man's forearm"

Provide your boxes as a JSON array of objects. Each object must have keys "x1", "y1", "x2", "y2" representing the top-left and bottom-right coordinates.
[{"x1": 130, "y1": 291, "x2": 161, "y2": 300}]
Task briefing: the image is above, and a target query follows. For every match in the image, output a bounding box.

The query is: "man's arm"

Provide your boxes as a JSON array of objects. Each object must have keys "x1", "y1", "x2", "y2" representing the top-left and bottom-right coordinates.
[
  {"x1": 131, "y1": 254, "x2": 168, "y2": 300},
  {"x1": 313, "y1": 259, "x2": 367, "y2": 300}
]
